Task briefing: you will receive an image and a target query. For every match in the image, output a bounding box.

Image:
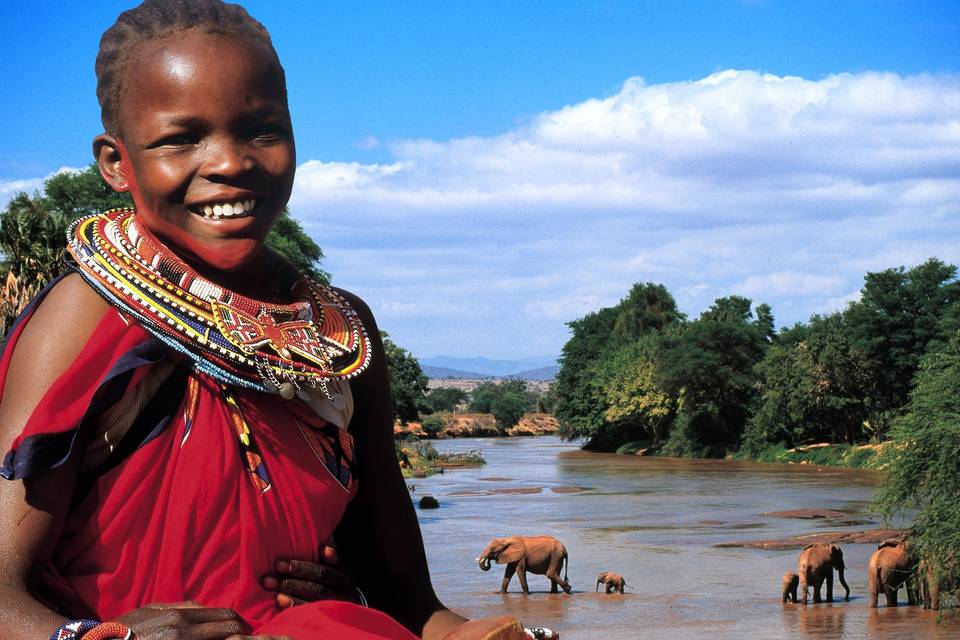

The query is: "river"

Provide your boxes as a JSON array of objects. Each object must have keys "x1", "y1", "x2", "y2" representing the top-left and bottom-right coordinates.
[{"x1": 411, "y1": 436, "x2": 958, "y2": 639}]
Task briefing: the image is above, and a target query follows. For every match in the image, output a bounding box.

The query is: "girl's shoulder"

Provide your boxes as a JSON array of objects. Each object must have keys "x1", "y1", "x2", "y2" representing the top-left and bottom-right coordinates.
[{"x1": 0, "y1": 274, "x2": 152, "y2": 464}]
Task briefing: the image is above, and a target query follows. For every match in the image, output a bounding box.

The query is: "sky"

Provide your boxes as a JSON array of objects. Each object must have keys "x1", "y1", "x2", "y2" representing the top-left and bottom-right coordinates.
[{"x1": 1, "y1": 1, "x2": 959, "y2": 363}]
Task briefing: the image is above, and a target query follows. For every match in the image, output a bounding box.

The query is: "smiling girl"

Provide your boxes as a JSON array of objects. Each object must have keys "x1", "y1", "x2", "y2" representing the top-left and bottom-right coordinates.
[{"x1": 0, "y1": 2, "x2": 528, "y2": 639}]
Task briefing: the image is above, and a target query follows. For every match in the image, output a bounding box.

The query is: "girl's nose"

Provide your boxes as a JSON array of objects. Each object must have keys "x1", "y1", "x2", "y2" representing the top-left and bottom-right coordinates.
[{"x1": 201, "y1": 137, "x2": 252, "y2": 179}]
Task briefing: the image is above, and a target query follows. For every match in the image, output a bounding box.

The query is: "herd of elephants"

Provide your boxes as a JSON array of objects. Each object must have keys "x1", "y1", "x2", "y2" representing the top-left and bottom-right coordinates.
[{"x1": 475, "y1": 534, "x2": 953, "y2": 609}]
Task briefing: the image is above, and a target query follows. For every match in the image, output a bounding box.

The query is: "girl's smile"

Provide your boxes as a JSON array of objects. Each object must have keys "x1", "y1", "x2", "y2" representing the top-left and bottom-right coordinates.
[{"x1": 96, "y1": 29, "x2": 296, "y2": 291}]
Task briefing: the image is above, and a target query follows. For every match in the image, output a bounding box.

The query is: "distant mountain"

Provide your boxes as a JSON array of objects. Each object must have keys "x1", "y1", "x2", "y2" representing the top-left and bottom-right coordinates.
[
  {"x1": 420, "y1": 355, "x2": 558, "y2": 378},
  {"x1": 421, "y1": 365, "x2": 490, "y2": 379},
  {"x1": 508, "y1": 365, "x2": 559, "y2": 381}
]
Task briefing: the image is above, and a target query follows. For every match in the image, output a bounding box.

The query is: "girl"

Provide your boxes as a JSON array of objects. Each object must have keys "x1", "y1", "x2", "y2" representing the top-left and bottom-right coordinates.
[{"x1": 0, "y1": 2, "x2": 528, "y2": 639}]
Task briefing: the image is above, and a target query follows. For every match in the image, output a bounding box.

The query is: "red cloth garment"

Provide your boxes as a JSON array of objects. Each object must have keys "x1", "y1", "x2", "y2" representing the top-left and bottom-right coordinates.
[{"x1": 1, "y1": 285, "x2": 417, "y2": 640}]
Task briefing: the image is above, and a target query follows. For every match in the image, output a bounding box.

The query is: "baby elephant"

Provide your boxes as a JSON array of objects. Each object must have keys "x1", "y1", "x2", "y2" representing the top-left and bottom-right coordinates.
[
  {"x1": 782, "y1": 571, "x2": 799, "y2": 603},
  {"x1": 596, "y1": 571, "x2": 626, "y2": 594}
]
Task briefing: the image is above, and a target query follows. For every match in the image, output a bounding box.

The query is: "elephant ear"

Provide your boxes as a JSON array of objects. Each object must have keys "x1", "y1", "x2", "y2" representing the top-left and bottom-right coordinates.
[
  {"x1": 831, "y1": 545, "x2": 845, "y2": 568},
  {"x1": 497, "y1": 540, "x2": 525, "y2": 564},
  {"x1": 878, "y1": 539, "x2": 901, "y2": 550}
]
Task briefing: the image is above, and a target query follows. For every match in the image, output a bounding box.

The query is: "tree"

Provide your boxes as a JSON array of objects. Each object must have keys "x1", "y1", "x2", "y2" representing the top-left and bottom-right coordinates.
[
  {"x1": 467, "y1": 379, "x2": 534, "y2": 431},
  {"x1": 553, "y1": 282, "x2": 683, "y2": 444},
  {"x1": 875, "y1": 331, "x2": 960, "y2": 596},
  {"x1": 657, "y1": 296, "x2": 771, "y2": 455},
  {"x1": 744, "y1": 313, "x2": 870, "y2": 454},
  {"x1": 596, "y1": 338, "x2": 675, "y2": 446},
  {"x1": 266, "y1": 209, "x2": 330, "y2": 283},
  {"x1": 380, "y1": 333, "x2": 429, "y2": 424},
  {"x1": 423, "y1": 387, "x2": 468, "y2": 414},
  {"x1": 844, "y1": 259, "x2": 960, "y2": 422}
]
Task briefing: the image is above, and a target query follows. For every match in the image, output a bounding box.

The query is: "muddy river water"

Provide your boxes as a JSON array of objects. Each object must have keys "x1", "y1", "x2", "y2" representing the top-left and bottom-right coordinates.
[{"x1": 412, "y1": 436, "x2": 958, "y2": 639}]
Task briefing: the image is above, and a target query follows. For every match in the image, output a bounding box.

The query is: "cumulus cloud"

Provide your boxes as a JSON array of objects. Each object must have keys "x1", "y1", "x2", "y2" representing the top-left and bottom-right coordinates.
[
  {"x1": 286, "y1": 70, "x2": 960, "y2": 358},
  {"x1": 5, "y1": 73, "x2": 956, "y2": 359}
]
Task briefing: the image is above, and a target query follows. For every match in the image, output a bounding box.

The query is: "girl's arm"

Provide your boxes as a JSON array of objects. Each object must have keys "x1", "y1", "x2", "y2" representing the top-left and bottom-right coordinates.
[{"x1": 0, "y1": 275, "x2": 250, "y2": 640}]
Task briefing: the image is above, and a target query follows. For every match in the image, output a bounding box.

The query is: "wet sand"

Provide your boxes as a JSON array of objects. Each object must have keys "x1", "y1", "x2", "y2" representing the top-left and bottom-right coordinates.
[{"x1": 413, "y1": 436, "x2": 959, "y2": 639}]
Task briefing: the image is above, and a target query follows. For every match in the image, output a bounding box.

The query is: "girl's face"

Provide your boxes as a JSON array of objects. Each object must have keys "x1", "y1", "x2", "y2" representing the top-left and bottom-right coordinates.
[{"x1": 104, "y1": 30, "x2": 296, "y2": 275}]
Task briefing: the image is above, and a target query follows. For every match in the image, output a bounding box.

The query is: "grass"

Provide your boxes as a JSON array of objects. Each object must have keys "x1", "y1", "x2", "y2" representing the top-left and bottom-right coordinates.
[
  {"x1": 396, "y1": 439, "x2": 486, "y2": 478},
  {"x1": 736, "y1": 443, "x2": 885, "y2": 469}
]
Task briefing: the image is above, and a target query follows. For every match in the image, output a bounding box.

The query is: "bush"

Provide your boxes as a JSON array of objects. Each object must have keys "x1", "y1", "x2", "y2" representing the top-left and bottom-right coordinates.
[{"x1": 420, "y1": 414, "x2": 446, "y2": 438}]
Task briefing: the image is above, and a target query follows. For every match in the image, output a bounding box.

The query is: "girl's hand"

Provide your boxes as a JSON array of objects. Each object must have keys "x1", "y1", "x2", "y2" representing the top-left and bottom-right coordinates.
[
  {"x1": 261, "y1": 545, "x2": 361, "y2": 607},
  {"x1": 115, "y1": 601, "x2": 250, "y2": 639}
]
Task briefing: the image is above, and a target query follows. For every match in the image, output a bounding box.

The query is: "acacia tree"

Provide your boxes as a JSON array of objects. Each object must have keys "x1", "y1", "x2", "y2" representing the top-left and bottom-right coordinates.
[
  {"x1": 381, "y1": 332, "x2": 429, "y2": 424},
  {"x1": 875, "y1": 332, "x2": 960, "y2": 598}
]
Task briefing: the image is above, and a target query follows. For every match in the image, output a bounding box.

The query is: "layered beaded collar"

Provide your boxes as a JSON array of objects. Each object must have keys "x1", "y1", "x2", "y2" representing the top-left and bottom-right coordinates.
[{"x1": 66, "y1": 208, "x2": 371, "y2": 400}]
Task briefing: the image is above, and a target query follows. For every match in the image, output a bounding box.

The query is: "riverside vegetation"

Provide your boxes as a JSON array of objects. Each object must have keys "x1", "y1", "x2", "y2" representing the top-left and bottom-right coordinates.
[{"x1": 551, "y1": 264, "x2": 960, "y2": 607}]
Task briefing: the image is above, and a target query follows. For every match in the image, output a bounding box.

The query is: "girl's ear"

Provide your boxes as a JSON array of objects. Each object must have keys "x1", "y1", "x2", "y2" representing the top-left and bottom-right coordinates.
[{"x1": 93, "y1": 134, "x2": 129, "y2": 193}]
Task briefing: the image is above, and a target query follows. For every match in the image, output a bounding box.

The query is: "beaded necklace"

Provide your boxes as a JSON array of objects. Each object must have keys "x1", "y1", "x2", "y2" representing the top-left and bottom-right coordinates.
[{"x1": 67, "y1": 208, "x2": 371, "y2": 400}]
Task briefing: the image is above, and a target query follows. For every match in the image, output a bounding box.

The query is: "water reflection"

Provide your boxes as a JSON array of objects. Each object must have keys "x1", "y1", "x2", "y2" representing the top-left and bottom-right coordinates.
[{"x1": 414, "y1": 436, "x2": 958, "y2": 639}]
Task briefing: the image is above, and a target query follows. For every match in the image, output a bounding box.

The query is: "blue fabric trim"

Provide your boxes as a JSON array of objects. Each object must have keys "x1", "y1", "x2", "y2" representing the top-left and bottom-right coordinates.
[{"x1": 1, "y1": 319, "x2": 166, "y2": 481}]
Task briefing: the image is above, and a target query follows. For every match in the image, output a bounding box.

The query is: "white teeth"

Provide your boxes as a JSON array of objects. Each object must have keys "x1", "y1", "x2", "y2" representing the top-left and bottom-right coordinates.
[{"x1": 198, "y1": 199, "x2": 257, "y2": 219}]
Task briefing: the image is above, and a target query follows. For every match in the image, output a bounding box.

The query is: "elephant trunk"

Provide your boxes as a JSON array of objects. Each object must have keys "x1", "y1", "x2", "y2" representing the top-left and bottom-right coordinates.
[
  {"x1": 838, "y1": 568, "x2": 851, "y2": 601},
  {"x1": 478, "y1": 556, "x2": 491, "y2": 572},
  {"x1": 596, "y1": 580, "x2": 601, "y2": 592}
]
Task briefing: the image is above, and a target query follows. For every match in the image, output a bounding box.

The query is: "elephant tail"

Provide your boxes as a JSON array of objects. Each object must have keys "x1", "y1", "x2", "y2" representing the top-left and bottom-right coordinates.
[{"x1": 562, "y1": 551, "x2": 569, "y2": 582}]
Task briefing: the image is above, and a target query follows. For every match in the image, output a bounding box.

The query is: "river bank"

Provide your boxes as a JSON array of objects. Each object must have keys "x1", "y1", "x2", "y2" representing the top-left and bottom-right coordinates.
[{"x1": 413, "y1": 436, "x2": 957, "y2": 639}]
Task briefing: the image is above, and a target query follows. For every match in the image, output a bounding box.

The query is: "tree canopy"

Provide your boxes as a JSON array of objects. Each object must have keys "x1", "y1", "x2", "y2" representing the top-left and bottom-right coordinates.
[{"x1": 381, "y1": 332, "x2": 429, "y2": 424}]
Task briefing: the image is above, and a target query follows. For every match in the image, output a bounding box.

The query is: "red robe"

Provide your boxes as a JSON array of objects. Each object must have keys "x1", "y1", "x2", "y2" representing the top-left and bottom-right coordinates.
[{"x1": 1, "y1": 283, "x2": 417, "y2": 639}]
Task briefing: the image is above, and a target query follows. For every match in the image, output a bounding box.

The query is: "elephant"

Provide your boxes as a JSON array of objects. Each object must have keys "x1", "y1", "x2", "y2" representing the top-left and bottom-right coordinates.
[
  {"x1": 868, "y1": 538, "x2": 919, "y2": 608},
  {"x1": 782, "y1": 571, "x2": 799, "y2": 603},
  {"x1": 477, "y1": 536, "x2": 571, "y2": 594},
  {"x1": 596, "y1": 571, "x2": 626, "y2": 594},
  {"x1": 797, "y1": 543, "x2": 850, "y2": 604},
  {"x1": 920, "y1": 557, "x2": 958, "y2": 611}
]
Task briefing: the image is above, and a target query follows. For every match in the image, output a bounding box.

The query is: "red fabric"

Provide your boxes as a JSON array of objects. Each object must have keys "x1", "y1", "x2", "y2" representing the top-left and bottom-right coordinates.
[{"x1": 2, "y1": 304, "x2": 417, "y2": 640}]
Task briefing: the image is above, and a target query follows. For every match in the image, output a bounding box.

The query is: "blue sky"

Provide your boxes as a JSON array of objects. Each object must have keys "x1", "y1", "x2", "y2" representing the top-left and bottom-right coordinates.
[{"x1": 2, "y1": 1, "x2": 959, "y2": 361}]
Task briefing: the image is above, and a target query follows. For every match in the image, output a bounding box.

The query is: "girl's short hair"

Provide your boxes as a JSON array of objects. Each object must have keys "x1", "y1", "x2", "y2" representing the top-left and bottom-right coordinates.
[{"x1": 96, "y1": 0, "x2": 283, "y2": 134}]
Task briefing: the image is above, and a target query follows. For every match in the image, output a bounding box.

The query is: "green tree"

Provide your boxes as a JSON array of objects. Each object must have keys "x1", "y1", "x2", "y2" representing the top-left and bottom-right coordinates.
[
  {"x1": 380, "y1": 333, "x2": 429, "y2": 424},
  {"x1": 467, "y1": 379, "x2": 534, "y2": 431},
  {"x1": 744, "y1": 313, "x2": 870, "y2": 454},
  {"x1": 596, "y1": 338, "x2": 675, "y2": 446},
  {"x1": 657, "y1": 296, "x2": 770, "y2": 455},
  {"x1": 423, "y1": 387, "x2": 468, "y2": 413},
  {"x1": 844, "y1": 259, "x2": 960, "y2": 425},
  {"x1": 554, "y1": 282, "x2": 683, "y2": 444},
  {"x1": 875, "y1": 331, "x2": 960, "y2": 597},
  {"x1": 265, "y1": 209, "x2": 330, "y2": 283}
]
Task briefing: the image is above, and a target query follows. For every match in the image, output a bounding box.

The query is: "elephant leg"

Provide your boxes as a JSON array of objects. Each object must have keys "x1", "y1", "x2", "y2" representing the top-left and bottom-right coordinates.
[
  {"x1": 800, "y1": 578, "x2": 809, "y2": 605},
  {"x1": 546, "y1": 566, "x2": 571, "y2": 594},
  {"x1": 517, "y1": 565, "x2": 530, "y2": 594},
  {"x1": 500, "y1": 564, "x2": 517, "y2": 593},
  {"x1": 813, "y1": 579, "x2": 823, "y2": 604},
  {"x1": 606, "y1": 583, "x2": 613, "y2": 594},
  {"x1": 906, "y1": 581, "x2": 919, "y2": 606},
  {"x1": 826, "y1": 574, "x2": 834, "y2": 603},
  {"x1": 885, "y1": 586, "x2": 898, "y2": 607},
  {"x1": 869, "y1": 574, "x2": 878, "y2": 608}
]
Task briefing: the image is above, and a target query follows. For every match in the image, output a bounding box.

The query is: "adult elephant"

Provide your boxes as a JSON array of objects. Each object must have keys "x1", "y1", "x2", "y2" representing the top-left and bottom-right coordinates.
[
  {"x1": 798, "y1": 543, "x2": 850, "y2": 604},
  {"x1": 868, "y1": 538, "x2": 919, "y2": 608},
  {"x1": 595, "y1": 571, "x2": 626, "y2": 594},
  {"x1": 477, "y1": 536, "x2": 571, "y2": 594},
  {"x1": 921, "y1": 557, "x2": 958, "y2": 610}
]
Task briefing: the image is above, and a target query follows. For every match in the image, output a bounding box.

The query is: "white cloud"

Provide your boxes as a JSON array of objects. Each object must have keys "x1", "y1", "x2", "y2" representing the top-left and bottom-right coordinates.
[
  {"x1": 6, "y1": 73, "x2": 958, "y2": 359},
  {"x1": 285, "y1": 70, "x2": 959, "y2": 357},
  {"x1": 0, "y1": 166, "x2": 86, "y2": 208}
]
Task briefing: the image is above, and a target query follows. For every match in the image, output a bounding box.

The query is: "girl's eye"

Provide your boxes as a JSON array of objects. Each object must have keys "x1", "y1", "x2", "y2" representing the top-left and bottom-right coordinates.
[
  {"x1": 153, "y1": 133, "x2": 199, "y2": 147},
  {"x1": 251, "y1": 125, "x2": 288, "y2": 142}
]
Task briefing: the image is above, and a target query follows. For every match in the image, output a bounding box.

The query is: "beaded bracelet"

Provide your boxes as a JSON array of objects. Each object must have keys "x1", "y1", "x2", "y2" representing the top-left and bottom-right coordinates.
[
  {"x1": 50, "y1": 620, "x2": 99, "y2": 640},
  {"x1": 83, "y1": 622, "x2": 134, "y2": 640},
  {"x1": 49, "y1": 620, "x2": 134, "y2": 640}
]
